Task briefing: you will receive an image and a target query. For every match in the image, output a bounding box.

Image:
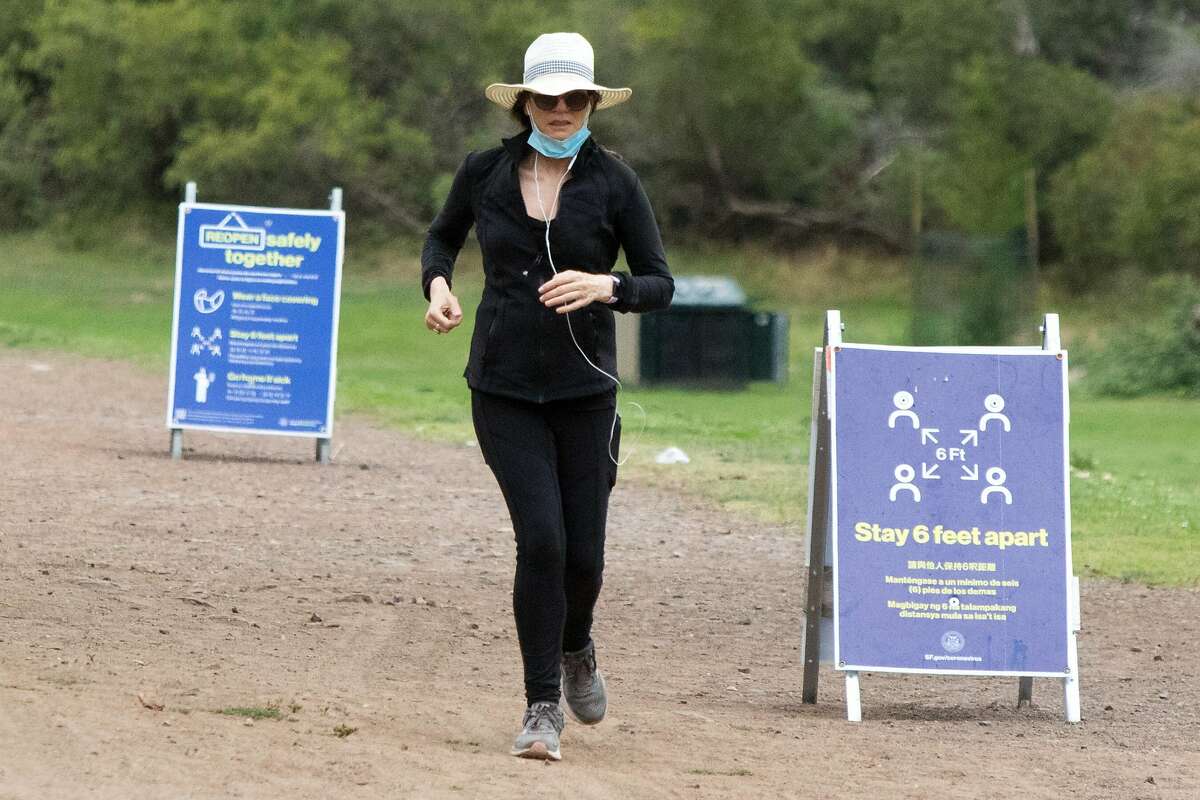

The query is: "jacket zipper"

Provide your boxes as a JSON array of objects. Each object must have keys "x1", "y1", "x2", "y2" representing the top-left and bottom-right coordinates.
[{"x1": 534, "y1": 251, "x2": 545, "y2": 402}]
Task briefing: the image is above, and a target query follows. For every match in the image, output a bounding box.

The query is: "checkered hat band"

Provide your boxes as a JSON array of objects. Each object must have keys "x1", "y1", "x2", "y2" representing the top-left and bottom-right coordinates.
[{"x1": 524, "y1": 60, "x2": 594, "y2": 82}]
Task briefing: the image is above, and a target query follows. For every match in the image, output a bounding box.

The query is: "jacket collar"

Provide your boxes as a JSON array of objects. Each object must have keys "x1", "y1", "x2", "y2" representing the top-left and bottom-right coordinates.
[{"x1": 501, "y1": 129, "x2": 599, "y2": 169}]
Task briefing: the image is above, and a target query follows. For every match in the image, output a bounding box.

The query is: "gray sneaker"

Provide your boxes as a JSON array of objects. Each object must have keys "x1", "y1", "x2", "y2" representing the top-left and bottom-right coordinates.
[
  {"x1": 510, "y1": 701, "x2": 564, "y2": 761},
  {"x1": 561, "y1": 641, "x2": 607, "y2": 725}
]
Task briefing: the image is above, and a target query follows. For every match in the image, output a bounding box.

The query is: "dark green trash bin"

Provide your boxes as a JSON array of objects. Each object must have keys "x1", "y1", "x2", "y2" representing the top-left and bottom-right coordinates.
[
  {"x1": 634, "y1": 277, "x2": 787, "y2": 387},
  {"x1": 750, "y1": 311, "x2": 789, "y2": 383}
]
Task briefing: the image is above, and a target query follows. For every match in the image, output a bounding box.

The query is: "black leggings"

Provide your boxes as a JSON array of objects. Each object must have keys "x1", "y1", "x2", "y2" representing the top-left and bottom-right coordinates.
[{"x1": 471, "y1": 389, "x2": 620, "y2": 705}]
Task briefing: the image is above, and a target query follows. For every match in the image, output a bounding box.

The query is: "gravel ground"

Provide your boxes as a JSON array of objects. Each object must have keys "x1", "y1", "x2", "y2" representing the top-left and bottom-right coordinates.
[{"x1": 0, "y1": 351, "x2": 1196, "y2": 799}]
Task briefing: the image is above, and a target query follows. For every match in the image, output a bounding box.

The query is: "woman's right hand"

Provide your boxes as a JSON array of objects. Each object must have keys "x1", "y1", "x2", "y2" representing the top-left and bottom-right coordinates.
[{"x1": 425, "y1": 276, "x2": 463, "y2": 335}]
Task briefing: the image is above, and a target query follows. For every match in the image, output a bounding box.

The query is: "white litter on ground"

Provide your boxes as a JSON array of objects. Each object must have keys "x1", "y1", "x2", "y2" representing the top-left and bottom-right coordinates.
[{"x1": 655, "y1": 446, "x2": 690, "y2": 465}]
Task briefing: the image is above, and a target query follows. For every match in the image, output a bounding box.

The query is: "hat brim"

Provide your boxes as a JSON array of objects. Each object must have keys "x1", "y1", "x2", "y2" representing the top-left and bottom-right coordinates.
[{"x1": 486, "y1": 75, "x2": 632, "y2": 111}]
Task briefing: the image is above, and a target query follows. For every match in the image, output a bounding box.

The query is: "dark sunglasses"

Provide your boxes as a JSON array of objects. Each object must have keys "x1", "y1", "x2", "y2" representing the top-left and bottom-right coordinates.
[{"x1": 531, "y1": 91, "x2": 593, "y2": 112}]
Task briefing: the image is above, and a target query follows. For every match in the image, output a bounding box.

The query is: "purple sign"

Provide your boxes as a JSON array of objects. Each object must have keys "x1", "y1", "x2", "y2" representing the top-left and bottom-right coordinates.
[{"x1": 830, "y1": 345, "x2": 1072, "y2": 676}]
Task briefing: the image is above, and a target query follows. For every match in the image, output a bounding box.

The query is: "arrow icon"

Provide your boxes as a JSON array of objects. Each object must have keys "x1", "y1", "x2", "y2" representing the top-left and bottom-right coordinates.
[
  {"x1": 960, "y1": 429, "x2": 979, "y2": 447},
  {"x1": 961, "y1": 464, "x2": 980, "y2": 481},
  {"x1": 920, "y1": 428, "x2": 940, "y2": 445},
  {"x1": 922, "y1": 463, "x2": 941, "y2": 480}
]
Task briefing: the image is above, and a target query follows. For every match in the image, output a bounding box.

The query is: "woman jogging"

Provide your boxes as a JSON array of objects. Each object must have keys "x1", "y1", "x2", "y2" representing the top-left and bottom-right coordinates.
[{"x1": 420, "y1": 31, "x2": 673, "y2": 761}]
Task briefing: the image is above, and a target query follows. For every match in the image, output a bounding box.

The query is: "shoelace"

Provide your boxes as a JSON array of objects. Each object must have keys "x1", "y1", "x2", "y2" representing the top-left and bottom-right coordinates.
[
  {"x1": 527, "y1": 703, "x2": 560, "y2": 732},
  {"x1": 563, "y1": 650, "x2": 596, "y2": 685}
]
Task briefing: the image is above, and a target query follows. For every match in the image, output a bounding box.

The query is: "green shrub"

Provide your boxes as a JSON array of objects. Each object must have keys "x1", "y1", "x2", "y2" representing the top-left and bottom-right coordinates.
[
  {"x1": 1085, "y1": 276, "x2": 1200, "y2": 397},
  {"x1": 0, "y1": 58, "x2": 45, "y2": 230},
  {"x1": 1050, "y1": 94, "x2": 1200, "y2": 287},
  {"x1": 931, "y1": 54, "x2": 1112, "y2": 237},
  {"x1": 911, "y1": 230, "x2": 1034, "y2": 346}
]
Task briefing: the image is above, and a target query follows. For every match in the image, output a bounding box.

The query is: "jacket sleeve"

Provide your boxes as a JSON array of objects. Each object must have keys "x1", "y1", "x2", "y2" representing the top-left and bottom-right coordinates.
[
  {"x1": 610, "y1": 172, "x2": 674, "y2": 314},
  {"x1": 421, "y1": 153, "x2": 476, "y2": 300}
]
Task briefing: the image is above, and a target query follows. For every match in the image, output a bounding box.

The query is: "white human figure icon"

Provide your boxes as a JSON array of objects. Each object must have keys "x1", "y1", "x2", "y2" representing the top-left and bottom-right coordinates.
[
  {"x1": 888, "y1": 390, "x2": 920, "y2": 429},
  {"x1": 980, "y1": 467, "x2": 1013, "y2": 505},
  {"x1": 889, "y1": 463, "x2": 921, "y2": 502},
  {"x1": 979, "y1": 393, "x2": 1011, "y2": 432},
  {"x1": 193, "y1": 368, "x2": 215, "y2": 403}
]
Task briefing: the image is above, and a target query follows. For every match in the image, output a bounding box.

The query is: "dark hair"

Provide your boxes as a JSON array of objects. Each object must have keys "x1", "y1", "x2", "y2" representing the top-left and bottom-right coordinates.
[
  {"x1": 510, "y1": 90, "x2": 601, "y2": 130},
  {"x1": 510, "y1": 92, "x2": 533, "y2": 129}
]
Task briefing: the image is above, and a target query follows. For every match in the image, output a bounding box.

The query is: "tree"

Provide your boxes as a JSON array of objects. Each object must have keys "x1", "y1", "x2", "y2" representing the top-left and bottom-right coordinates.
[
  {"x1": 1050, "y1": 93, "x2": 1200, "y2": 283},
  {"x1": 874, "y1": 0, "x2": 1011, "y2": 126},
  {"x1": 1028, "y1": 0, "x2": 1158, "y2": 79},
  {"x1": 799, "y1": 0, "x2": 901, "y2": 92},
  {"x1": 28, "y1": 0, "x2": 245, "y2": 212},
  {"x1": 930, "y1": 53, "x2": 1112, "y2": 234},
  {"x1": 623, "y1": 0, "x2": 867, "y2": 238},
  {"x1": 0, "y1": 0, "x2": 47, "y2": 227},
  {"x1": 168, "y1": 34, "x2": 435, "y2": 230}
]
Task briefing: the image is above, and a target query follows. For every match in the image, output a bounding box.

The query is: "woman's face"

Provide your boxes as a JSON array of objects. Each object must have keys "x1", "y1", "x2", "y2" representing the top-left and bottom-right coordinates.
[{"x1": 525, "y1": 92, "x2": 592, "y2": 140}]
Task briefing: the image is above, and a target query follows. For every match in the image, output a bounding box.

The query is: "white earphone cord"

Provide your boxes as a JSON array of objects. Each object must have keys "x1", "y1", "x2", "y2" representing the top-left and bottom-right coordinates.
[{"x1": 534, "y1": 152, "x2": 644, "y2": 467}]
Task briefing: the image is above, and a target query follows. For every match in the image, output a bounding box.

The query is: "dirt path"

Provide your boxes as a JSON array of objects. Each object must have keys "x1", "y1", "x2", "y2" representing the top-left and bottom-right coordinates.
[{"x1": 0, "y1": 350, "x2": 1196, "y2": 799}]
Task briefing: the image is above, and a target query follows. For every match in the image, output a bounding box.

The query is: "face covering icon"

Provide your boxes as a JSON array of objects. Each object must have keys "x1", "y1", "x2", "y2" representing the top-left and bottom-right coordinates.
[{"x1": 193, "y1": 288, "x2": 225, "y2": 314}]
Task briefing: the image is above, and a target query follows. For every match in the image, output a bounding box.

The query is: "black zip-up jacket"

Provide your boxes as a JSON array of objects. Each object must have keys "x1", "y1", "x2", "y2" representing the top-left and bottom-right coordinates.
[{"x1": 421, "y1": 130, "x2": 674, "y2": 403}]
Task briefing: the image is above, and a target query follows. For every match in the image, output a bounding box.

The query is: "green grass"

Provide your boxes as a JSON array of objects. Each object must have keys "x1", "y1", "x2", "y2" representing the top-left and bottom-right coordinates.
[
  {"x1": 0, "y1": 231, "x2": 1196, "y2": 586},
  {"x1": 217, "y1": 706, "x2": 283, "y2": 720},
  {"x1": 686, "y1": 768, "x2": 754, "y2": 777},
  {"x1": 1068, "y1": 398, "x2": 1200, "y2": 585}
]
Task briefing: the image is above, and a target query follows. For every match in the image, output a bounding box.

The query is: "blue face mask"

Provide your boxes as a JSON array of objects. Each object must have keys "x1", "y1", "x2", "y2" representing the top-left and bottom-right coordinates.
[{"x1": 527, "y1": 114, "x2": 591, "y2": 159}]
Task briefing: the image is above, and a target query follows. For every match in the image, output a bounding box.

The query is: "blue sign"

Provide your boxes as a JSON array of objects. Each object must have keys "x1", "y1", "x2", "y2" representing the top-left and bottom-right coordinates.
[
  {"x1": 830, "y1": 345, "x2": 1071, "y2": 676},
  {"x1": 166, "y1": 203, "x2": 345, "y2": 437}
]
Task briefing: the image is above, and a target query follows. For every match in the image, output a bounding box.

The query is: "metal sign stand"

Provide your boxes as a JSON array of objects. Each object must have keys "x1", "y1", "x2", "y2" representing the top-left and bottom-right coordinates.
[
  {"x1": 1037, "y1": 313, "x2": 1082, "y2": 723},
  {"x1": 313, "y1": 187, "x2": 343, "y2": 465},
  {"x1": 169, "y1": 181, "x2": 342, "y2": 465},
  {"x1": 801, "y1": 311, "x2": 840, "y2": 703},
  {"x1": 802, "y1": 310, "x2": 1081, "y2": 723},
  {"x1": 168, "y1": 181, "x2": 200, "y2": 461}
]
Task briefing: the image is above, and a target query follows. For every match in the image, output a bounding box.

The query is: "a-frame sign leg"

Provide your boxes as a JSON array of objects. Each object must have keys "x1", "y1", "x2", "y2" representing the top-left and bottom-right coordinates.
[
  {"x1": 802, "y1": 310, "x2": 841, "y2": 706},
  {"x1": 168, "y1": 181, "x2": 200, "y2": 462},
  {"x1": 1017, "y1": 676, "x2": 1033, "y2": 708},
  {"x1": 845, "y1": 671, "x2": 862, "y2": 722},
  {"x1": 1010, "y1": 313, "x2": 1055, "y2": 711},
  {"x1": 1064, "y1": 576, "x2": 1082, "y2": 722},
  {"x1": 1041, "y1": 312, "x2": 1082, "y2": 723},
  {"x1": 313, "y1": 186, "x2": 343, "y2": 466},
  {"x1": 800, "y1": 349, "x2": 829, "y2": 704}
]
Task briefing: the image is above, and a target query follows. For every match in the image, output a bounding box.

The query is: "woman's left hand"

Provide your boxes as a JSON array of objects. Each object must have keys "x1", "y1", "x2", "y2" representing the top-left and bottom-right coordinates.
[{"x1": 538, "y1": 270, "x2": 615, "y2": 313}]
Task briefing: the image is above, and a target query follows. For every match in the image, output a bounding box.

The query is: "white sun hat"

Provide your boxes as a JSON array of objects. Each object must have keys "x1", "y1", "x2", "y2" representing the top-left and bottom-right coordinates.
[{"x1": 485, "y1": 32, "x2": 632, "y2": 111}]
